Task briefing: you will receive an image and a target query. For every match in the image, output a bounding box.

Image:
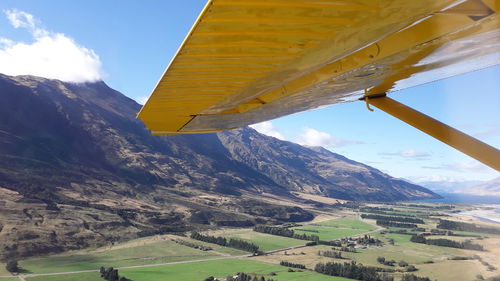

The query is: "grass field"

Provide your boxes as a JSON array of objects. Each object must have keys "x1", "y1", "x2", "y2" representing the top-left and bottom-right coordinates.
[
  {"x1": 314, "y1": 219, "x2": 376, "y2": 231},
  {"x1": 27, "y1": 259, "x2": 354, "y2": 281},
  {"x1": 0, "y1": 263, "x2": 13, "y2": 276},
  {"x1": 120, "y1": 259, "x2": 353, "y2": 281},
  {"x1": 27, "y1": 272, "x2": 102, "y2": 281},
  {"x1": 208, "y1": 229, "x2": 305, "y2": 252},
  {"x1": 293, "y1": 226, "x2": 368, "y2": 240},
  {"x1": 19, "y1": 205, "x2": 500, "y2": 281},
  {"x1": 416, "y1": 259, "x2": 490, "y2": 281},
  {"x1": 214, "y1": 247, "x2": 249, "y2": 256},
  {"x1": 20, "y1": 239, "x2": 219, "y2": 274}
]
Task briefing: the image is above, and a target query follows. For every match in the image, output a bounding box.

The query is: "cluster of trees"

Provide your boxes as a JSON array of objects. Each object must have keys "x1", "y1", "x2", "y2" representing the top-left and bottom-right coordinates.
[
  {"x1": 405, "y1": 204, "x2": 454, "y2": 210},
  {"x1": 437, "y1": 219, "x2": 500, "y2": 235},
  {"x1": 376, "y1": 220, "x2": 417, "y2": 228},
  {"x1": 191, "y1": 232, "x2": 227, "y2": 246},
  {"x1": 332, "y1": 202, "x2": 360, "y2": 209},
  {"x1": 5, "y1": 261, "x2": 19, "y2": 273},
  {"x1": 227, "y1": 239, "x2": 260, "y2": 253},
  {"x1": 360, "y1": 207, "x2": 395, "y2": 212},
  {"x1": 318, "y1": 250, "x2": 344, "y2": 259},
  {"x1": 398, "y1": 261, "x2": 409, "y2": 267},
  {"x1": 99, "y1": 267, "x2": 132, "y2": 281},
  {"x1": 253, "y1": 226, "x2": 319, "y2": 241},
  {"x1": 401, "y1": 274, "x2": 432, "y2": 281},
  {"x1": 338, "y1": 246, "x2": 357, "y2": 253},
  {"x1": 204, "y1": 272, "x2": 276, "y2": 281},
  {"x1": 361, "y1": 214, "x2": 424, "y2": 224},
  {"x1": 190, "y1": 232, "x2": 260, "y2": 253},
  {"x1": 382, "y1": 229, "x2": 410, "y2": 235},
  {"x1": 173, "y1": 239, "x2": 212, "y2": 251},
  {"x1": 410, "y1": 235, "x2": 484, "y2": 251},
  {"x1": 355, "y1": 235, "x2": 383, "y2": 246},
  {"x1": 279, "y1": 261, "x2": 306, "y2": 269},
  {"x1": 377, "y1": 256, "x2": 396, "y2": 266},
  {"x1": 429, "y1": 228, "x2": 452, "y2": 235},
  {"x1": 314, "y1": 261, "x2": 393, "y2": 281},
  {"x1": 293, "y1": 228, "x2": 319, "y2": 233}
]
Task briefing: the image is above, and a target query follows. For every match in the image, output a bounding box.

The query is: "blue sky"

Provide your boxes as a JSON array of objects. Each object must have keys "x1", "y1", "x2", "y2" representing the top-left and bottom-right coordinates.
[{"x1": 0, "y1": 1, "x2": 498, "y2": 184}]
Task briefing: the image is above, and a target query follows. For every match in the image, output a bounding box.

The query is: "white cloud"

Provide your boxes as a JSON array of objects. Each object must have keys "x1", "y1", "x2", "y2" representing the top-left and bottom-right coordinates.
[
  {"x1": 0, "y1": 9, "x2": 103, "y2": 83},
  {"x1": 408, "y1": 175, "x2": 466, "y2": 183},
  {"x1": 250, "y1": 121, "x2": 285, "y2": 140},
  {"x1": 296, "y1": 128, "x2": 361, "y2": 148},
  {"x1": 422, "y1": 159, "x2": 493, "y2": 173},
  {"x1": 0, "y1": 37, "x2": 14, "y2": 47},
  {"x1": 447, "y1": 160, "x2": 491, "y2": 173},
  {"x1": 380, "y1": 149, "x2": 430, "y2": 159}
]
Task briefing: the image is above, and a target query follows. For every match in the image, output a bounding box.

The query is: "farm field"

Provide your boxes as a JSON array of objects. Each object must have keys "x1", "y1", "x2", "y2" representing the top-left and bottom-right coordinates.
[
  {"x1": 0, "y1": 264, "x2": 12, "y2": 276},
  {"x1": 6, "y1": 203, "x2": 500, "y2": 281},
  {"x1": 416, "y1": 259, "x2": 490, "y2": 281},
  {"x1": 19, "y1": 238, "x2": 220, "y2": 274},
  {"x1": 119, "y1": 259, "x2": 353, "y2": 281},
  {"x1": 292, "y1": 226, "x2": 368, "y2": 241},
  {"x1": 26, "y1": 259, "x2": 355, "y2": 281},
  {"x1": 27, "y1": 272, "x2": 102, "y2": 281},
  {"x1": 207, "y1": 229, "x2": 305, "y2": 251},
  {"x1": 314, "y1": 219, "x2": 376, "y2": 231}
]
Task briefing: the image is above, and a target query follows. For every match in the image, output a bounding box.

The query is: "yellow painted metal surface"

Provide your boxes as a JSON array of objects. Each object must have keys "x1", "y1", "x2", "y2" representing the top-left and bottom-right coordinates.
[
  {"x1": 366, "y1": 96, "x2": 500, "y2": 171},
  {"x1": 138, "y1": 0, "x2": 500, "y2": 135}
]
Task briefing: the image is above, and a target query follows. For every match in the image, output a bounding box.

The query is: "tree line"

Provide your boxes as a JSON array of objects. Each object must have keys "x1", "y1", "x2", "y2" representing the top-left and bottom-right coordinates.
[
  {"x1": 404, "y1": 204, "x2": 454, "y2": 210},
  {"x1": 361, "y1": 214, "x2": 424, "y2": 224},
  {"x1": 279, "y1": 261, "x2": 306, "y2": 269},
  {"x1": 360, "y1": 207, "x2": 395, "y2": 212},
  {"x1": 401, "y1": 274, "x2": 432, "y2": 281},
  {"x1": 5, "y1": 261, "x2": 19, "y2": 273},
  {"x1": 190, "y1": 232, "x2": 260, "y2": 253},
  {"x1": 437, "y1": 219, "x2": 500, "y2": 235},
  {"x1": 410, "y1": 234, "x2": 484, "y2": 251},
  {"x1": 293, "y1": 228, "x2": 319, "y2": 233},
  {"x1": 376, "y1": 220, "x2": 417, "y2": 228},
  {"x1": 253, "y1": 225, "x2": 319, "y2": 242},
  {"x1": 173, "y1": 239, "x2": 213, "y2": 251},
  {"x1": 99, "y1": 267, "x2": 132, "y2": 281},
  {"x1": 314, "y1": 261, "x2": 393, "y2": 281},
  {"x1": 377, "y1": 256, "x2": 396, "y2": 266},
  {"x1": 191, "y1": 232, "x2": 227, "y2": 246},
  {"x1": 318, "y1": 250, "x2": 345, "y2": 259}
]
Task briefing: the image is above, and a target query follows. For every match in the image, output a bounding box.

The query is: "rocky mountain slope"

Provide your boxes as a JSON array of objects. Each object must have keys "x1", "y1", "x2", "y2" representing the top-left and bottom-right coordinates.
[
  {"x1": 0, "y1": 74, "x2": 438, "y2": 259},
  {"x1": 219, "y1": 129, "x2": 436, "y2": 201}
]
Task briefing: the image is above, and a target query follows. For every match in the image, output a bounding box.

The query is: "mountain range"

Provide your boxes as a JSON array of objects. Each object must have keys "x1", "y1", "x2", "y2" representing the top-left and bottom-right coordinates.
[
  {"x1": 458, "y1": 177, "x2": 500, "y2": 197},
  {"x1": 0, "y1": 74, "x2": 438, "y2": 259}
]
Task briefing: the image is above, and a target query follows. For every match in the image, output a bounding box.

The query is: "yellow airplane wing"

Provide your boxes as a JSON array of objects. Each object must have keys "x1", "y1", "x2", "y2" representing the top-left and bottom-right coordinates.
[{"x1": 138, "y1": 0, "x2": 500, "y2": 170}]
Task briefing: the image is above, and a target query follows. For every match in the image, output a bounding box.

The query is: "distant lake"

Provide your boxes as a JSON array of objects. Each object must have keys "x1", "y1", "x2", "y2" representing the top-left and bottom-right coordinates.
[{"x1": 414, "y1": 192, "x2": 500, "y2": 205}]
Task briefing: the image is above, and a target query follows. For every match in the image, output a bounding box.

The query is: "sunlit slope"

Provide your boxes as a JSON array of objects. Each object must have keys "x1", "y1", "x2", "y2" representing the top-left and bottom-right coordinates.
[{"x1": 0, "y1": 74, "x2": 436, "y2": 260}]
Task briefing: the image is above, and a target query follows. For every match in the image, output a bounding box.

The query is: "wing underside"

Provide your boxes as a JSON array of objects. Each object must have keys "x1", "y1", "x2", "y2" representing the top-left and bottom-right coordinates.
[{"x1": 138, "y1": 0, "x2": 499, "y2": 134}]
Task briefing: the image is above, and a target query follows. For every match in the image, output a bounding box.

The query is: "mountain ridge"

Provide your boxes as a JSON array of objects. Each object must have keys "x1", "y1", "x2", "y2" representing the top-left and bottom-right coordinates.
[{"x1": 0, "y1": 74, "x2": 438, "y2": 259}]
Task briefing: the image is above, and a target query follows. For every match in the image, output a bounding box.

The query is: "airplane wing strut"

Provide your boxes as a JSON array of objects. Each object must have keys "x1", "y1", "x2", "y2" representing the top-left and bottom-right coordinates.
[{"x1": 365, "y1": 95, "x2": 500, "y2": 171}]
